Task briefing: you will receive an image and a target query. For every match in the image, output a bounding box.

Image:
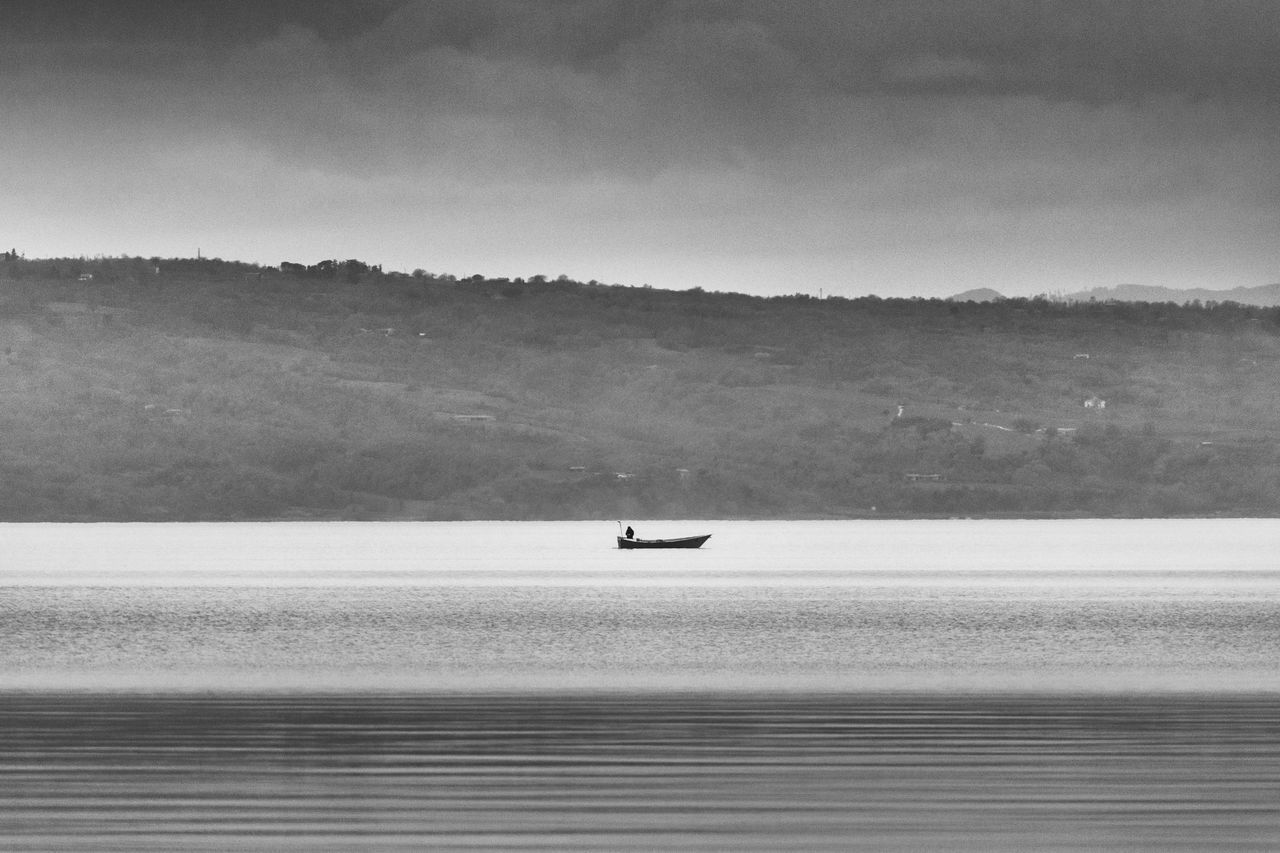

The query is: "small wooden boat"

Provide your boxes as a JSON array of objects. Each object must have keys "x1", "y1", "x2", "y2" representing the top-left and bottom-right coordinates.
[{"x1": 617, "y1": 533, "x2": 711, "y2": 550}]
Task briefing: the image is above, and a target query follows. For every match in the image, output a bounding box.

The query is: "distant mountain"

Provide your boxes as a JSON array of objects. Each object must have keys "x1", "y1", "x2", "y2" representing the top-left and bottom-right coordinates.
[
  {"x1": 947, "y1": 288, "x2": 1006, "y2": 302},
  {"x1": 1060, "y1": 283, "x2": 1280, "y2": 307}
]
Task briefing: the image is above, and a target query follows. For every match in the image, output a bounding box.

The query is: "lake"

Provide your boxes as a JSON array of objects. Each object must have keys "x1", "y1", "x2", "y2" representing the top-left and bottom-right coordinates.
[{"x1": 2, "y1": 519, "x2": 1279, "y2": 850}]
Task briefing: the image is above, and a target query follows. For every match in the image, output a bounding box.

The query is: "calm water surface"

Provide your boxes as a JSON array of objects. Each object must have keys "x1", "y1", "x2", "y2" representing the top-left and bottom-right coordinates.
[
  {"x1": 3, "y1": 692, "x2": 1278, "y2": 852},
  {"x1": 2, "y1": 520, "x2": 1279, "y2": 850}
]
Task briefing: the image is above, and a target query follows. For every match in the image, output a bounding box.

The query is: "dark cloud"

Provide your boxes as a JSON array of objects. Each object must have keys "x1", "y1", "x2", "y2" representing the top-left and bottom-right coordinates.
[
  {"x1": 731, "y1": 0, "x2": 1280, "y2": 102},
  {"x1": 13, "y1": 1, "x2": 1279, "y2": 99},
  {"x1": 0, "y1": 1, "x2": 397, "y2": 46}
]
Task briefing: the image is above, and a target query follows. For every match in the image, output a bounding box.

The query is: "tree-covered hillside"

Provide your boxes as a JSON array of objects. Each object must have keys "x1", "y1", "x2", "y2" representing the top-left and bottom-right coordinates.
[{"x1": 3, "y1": 255, "x2": 1279, "y2": 520}]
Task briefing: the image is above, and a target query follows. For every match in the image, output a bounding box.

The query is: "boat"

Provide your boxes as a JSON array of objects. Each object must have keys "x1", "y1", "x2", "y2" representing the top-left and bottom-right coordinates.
[{"x1": 617, "y1": 533, "x2": 711, "y2": 549}]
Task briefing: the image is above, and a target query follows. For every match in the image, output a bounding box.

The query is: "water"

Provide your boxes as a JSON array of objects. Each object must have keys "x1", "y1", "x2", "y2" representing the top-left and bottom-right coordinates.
[
  {"x1": 3, "y1": 519, "x2": 1279, "y2": 849},
  {"x1": 3, "y1": 693, "x2": 1278, "y2": 852},
  {"x1": 4, "y1": 519, "x2": 1277, "y2": 692}
]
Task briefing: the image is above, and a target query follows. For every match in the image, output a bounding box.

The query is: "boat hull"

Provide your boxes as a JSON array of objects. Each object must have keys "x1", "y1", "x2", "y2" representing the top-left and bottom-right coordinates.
[{"x1": 617, "y1": 534, "x2": 711, "y2": 549}]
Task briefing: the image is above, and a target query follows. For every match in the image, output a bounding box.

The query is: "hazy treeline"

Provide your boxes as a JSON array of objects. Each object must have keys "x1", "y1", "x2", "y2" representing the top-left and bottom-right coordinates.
[{"x1": 2, "y1": 254, "x2": 1279, "y2": 520}]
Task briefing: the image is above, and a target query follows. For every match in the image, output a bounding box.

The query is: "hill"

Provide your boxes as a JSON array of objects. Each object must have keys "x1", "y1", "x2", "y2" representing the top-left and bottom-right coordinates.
[
  {"x1": 947, "y1": 288, "x2": 1005, "y2": 302},
  {"x1": 1062, "y1": 283, "x2": 1280, "y2": 307},
  {"x1": 3, "y1": 255, "x2": 1280, "y2": 520}
]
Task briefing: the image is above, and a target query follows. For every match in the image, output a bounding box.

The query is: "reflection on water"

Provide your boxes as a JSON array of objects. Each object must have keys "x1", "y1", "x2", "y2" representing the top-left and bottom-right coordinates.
[
  {"x1": 3, "y1": 519, "x2": 1276, "y2": 587},
  {"x1": 4, "y1": 520, "x2": 1278, "y2": 693},
  {"x1": 4, "y1": 583, "x2": 1279, "y2": 692},
  {"x1": 4, "y1": 521, "x2": 1279, "y2": 849},
  {"x1": 2, "y1": 693, "x2": 1278, "y2": 852}
]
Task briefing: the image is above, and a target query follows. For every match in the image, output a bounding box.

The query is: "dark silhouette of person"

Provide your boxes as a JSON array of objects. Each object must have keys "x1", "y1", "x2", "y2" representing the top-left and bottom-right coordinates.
[{"x1": 625, "y1": 526, "x2": 634, "y2": 539}]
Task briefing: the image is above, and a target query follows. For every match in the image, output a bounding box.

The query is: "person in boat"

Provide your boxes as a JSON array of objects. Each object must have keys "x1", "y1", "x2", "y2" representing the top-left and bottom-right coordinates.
[{"x1": 624, "y1": 525, "x2": 634, "y2": 539}]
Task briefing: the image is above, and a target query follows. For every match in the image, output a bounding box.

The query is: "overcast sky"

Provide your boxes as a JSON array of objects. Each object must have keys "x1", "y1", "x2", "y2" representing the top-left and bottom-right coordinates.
[{"x1": 3, "y1": 1, "x2": 1278, "y2": 297}]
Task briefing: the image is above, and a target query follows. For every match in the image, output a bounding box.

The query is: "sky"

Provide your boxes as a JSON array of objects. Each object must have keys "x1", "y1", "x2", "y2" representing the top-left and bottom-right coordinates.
[{"x1": 2, "y1": 0, "x2": 1278, "y2": 299}]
